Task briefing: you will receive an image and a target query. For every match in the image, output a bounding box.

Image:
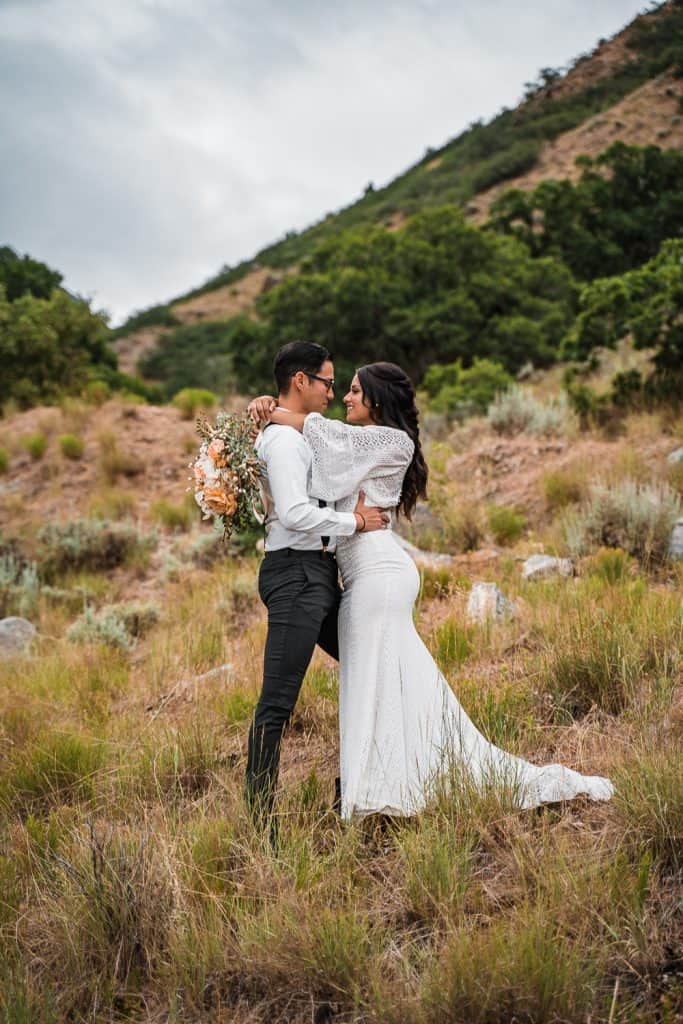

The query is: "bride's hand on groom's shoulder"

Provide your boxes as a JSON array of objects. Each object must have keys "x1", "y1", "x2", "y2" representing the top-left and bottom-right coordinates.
[{"x1": 247, "y1": 396, "x2": 277, "y2": 426}]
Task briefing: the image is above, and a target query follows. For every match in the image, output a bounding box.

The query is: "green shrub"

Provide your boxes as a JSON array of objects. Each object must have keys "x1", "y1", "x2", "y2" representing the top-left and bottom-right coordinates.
[
  {"x1": 0, "y1": 447, "x2": 8, "y2": 474},
  {"x1": 543, "y1": 467, "x2": 586, "y2": 510},
  {"x1": 97, "y1": 431, "x2": 143, "y2": 483},
  {"x1": 38, "y1": 519, "x2": 154, "y2": 578},
  {"x1": 0, "y1": 283, "x2": 115, "y2": 410},
  {"x1": 585, "y1": 547, "x2": 634, "y2": 584},
  {"x1": 541, "y1": 588, "x2": 680, "y2": 717},
  {"x1": 488, "y1": 504, "x2": 526, "y2": 545},
  {"x1": 220, "y1": 690, "x2": 256, "y2": 726},
  {"x1": 414, "y1": 499, "x2": 485, "y2": 555},
  {"x1": 433, "y1": 618, "x2": 474, "y2": 673},
  {"x1": 1, "y1": 732, "x2": 104, "y2": 812},
  {"x1": 419, "y1": 565, "x2": 454, "y2": 600},
  {"x1": 172, "y1": 388, "x2": 217, "y2": 420},
  {"x1": 22, "y1": 432, "x2": 47, "y2": 460},
  {"x1": 151, "y1": 498, "x2": 193, "y2": 532},
  {"x1": 397, "y1": 820, "x2": 475, "y2": 928},
  {"x1": 58, "y1": 433, "x2": 84, "y2": 460},
  {"x1": 424, "y1": 358, "x2": 512, "y2": 420},
  {"x1": 614, "y1": 741, "x2": 683, "y2": 872},
  {"x1": 421, "y1": 900, "x2": 601, "y2": 1024},
  {"x1": 563, "y1": 479, "x2": 681, "y2": 567},
  {"x1": 88, "y1": 487, "x2": 135, "y2": 521},
  {"x1": 186, "y1": 817, "x2": 236, "y2": 896},
  {"x1": 666, "y1": 459, "x2": 683, "y2": 498},
  {"x1": 82, "y1": 379, "x2": 110, "y2": 406}
]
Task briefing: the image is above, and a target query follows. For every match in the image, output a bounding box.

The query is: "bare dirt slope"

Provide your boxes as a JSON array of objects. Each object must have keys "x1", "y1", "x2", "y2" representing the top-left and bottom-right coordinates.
[
  {"x1": 1, "y1": 399, "x2": 676, "y2": 556},
  {"x1": 0, "y1": 400, "x2": 198, "y2": 533},
  {"x1": 469, "y1": 71, "x2": 683, "y2": 222},
  {"x1": 114, "y1": 265, "x2": 293, "y2": 375}
]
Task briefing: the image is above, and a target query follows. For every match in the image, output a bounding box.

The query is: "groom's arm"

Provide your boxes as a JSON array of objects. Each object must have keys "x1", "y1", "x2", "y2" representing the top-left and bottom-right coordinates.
[{"x1": 265, "y1": 431, "x2": 357, "y2": 536}]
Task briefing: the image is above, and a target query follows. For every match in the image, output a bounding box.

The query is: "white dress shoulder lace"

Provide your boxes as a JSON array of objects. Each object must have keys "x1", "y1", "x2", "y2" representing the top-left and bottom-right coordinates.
[{"x1": 302, "y1": 413, "x2": 614, "y2": 819}]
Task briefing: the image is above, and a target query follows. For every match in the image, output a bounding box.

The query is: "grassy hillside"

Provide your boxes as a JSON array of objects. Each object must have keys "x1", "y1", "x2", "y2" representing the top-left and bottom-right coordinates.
[{"x1": 1, "y1": 390, "x2": 682, "y2": 1022}]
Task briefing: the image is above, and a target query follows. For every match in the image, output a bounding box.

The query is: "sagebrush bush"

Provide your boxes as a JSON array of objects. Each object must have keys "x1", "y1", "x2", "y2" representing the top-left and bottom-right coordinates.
[
  {"x1": 185, "y1": 531, "x2": 225, "y2": 568},
  {"x1": 38, "y1": 519, "x2": 154, "y2": 578},
  {"x1": 487, "y1": 386, "x2": 577, "y2": 437},
  {"x1": 22, "y1": 432, "x2": 47, "y2": 460},
  {"x1": 0, "y1": 447, "x2": 8, "y2": 474},
  {"x1": 563, "y1": 479, "x2": 681, "y2": 567},
  {"x1": 58, "y1": 433, "x2": 84, "y2": 459},
  {"x1": 0, "y1": 553, "x2": 41, "y2": 617},
  {"x1": 172, "y1": 388, "x2": 217, "y2": 420},
  {"x1": 488, "y1": 504, "x2": 526, "y2": 545},
  {"x1": 67, "y1": 601, "x2": 160, "y2": 650},
  {"x1": 416, "y1": 501, "x2": 484, "y2": 554}
]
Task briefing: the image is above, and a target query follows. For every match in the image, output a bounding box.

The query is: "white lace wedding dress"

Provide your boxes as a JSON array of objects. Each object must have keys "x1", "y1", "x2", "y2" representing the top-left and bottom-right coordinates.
[{"x1": 303, "y1": 413, "x2": 614, "y2": 820}]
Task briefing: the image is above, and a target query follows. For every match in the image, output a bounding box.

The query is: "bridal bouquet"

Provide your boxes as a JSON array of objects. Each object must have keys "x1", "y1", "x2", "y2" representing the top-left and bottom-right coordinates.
[{"x1": 192, "y1": 412, "x2": 264, "y2": 539}]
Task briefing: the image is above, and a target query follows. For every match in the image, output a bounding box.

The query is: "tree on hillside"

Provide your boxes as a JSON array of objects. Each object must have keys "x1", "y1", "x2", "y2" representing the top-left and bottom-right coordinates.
[
  {"x1": 562, "y1": 239, "x2": 683, "y2": 400},
  {"x1": 253, "y1": 208, "x2": 577, "y2": 389},
  {"x1": 0, "y1": 286, "x2": 115, "y2": 408},
  {"x1": 139, "y1": 316, "x2": 268, "y2": 399},
  {"x1": 488, "y1": 143, "x2": 683, "y2": 281},
  {"x1": 0, "y1": 246, "x2": 63, "y2": 301}
]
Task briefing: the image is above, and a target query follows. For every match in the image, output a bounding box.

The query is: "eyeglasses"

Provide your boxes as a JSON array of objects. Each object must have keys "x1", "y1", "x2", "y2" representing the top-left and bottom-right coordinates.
[{"x1": 307, "y1": 373, "x2": 335, "y2": 392}]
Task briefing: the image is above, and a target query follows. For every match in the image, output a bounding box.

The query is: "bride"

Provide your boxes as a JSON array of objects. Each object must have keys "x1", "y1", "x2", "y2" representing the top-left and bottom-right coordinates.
[{"x1": 251, "y1": 361, "x2": 614, "y2": 819}]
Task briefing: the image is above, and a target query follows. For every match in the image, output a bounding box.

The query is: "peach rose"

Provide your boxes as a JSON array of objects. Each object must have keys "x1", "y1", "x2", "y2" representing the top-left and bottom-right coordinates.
[
  {"x1": 204, "y1": 486, "x2": 237, "y2": 517},
  {"x1": 207, "y1": 438, "x2": 226, "y2": 462}
]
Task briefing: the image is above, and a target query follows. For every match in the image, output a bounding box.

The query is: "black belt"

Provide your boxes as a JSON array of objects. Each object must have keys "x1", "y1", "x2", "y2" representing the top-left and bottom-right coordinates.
[{"x1": 318, "y1": 498, "x2": 330, "y2": 551}]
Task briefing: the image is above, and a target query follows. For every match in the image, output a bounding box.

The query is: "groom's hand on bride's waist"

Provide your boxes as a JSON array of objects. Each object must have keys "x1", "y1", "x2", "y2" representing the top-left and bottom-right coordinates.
[{"x1": 354, "y1": 490, "x2": 390, "y2": 533}]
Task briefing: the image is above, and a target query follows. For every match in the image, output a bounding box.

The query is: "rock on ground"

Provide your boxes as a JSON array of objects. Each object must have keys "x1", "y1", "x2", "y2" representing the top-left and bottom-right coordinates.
[
  {"x1": 466, "y1": 582, "x2": 516, "y2": 623},
  {"x1": 522, "y1": 554, "x2": 575, "y2": 580},
  {"x1": 0, "y1": 616, "x2": 37, "y2": 653},
  {"x1": 667, "y1": 447, "x2": 683, "y2": 465},
  {"x1": 393, "y1": 533, "x2": 453, "y2": 569},
  {"x1": 669, "y1": 518, "x2": 683, "y2": 560}
]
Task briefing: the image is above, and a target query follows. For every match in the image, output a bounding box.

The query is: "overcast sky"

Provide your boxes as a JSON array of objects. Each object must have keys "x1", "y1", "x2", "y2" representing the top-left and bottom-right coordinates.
[{"x1": 1, "y1": 0, "x2": 648, "y2": 325}]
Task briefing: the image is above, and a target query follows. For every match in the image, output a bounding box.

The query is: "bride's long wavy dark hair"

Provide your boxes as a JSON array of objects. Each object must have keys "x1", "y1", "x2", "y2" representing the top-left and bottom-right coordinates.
[{"x1": 356, "y1": 361, "x2": 428, "y2": 519}]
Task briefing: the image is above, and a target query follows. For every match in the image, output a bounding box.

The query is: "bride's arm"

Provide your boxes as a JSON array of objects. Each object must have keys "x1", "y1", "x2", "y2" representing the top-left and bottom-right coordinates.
[
  {"x1": 303, "y1": 412, "x2": 414, "y2": 502},
  {"x1": 247, "y1": 396, "x2": 306, "y2": 432}
]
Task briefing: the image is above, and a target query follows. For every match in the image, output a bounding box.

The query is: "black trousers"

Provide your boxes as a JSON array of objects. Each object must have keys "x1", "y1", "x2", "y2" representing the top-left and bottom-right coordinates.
[{"x1": 246, "y1": 548, "x2": 340, "y2": 819}]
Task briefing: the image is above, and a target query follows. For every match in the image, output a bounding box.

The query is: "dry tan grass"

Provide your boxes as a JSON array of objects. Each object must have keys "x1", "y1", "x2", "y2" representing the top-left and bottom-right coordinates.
[{"x1": 1, "y1": 403, "x2": 682, "y2": 1022}]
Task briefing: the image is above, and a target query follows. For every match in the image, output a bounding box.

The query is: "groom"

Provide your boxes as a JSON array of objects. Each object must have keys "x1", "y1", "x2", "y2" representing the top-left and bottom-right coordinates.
[{"x1": 245, "y1": 341, "x2": 388, "y2": 830}]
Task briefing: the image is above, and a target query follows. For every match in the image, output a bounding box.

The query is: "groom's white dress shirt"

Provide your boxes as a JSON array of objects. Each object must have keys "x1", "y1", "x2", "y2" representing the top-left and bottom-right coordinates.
[{"x1": 256, "y1": 423, "x2": 357, "y2": 552}]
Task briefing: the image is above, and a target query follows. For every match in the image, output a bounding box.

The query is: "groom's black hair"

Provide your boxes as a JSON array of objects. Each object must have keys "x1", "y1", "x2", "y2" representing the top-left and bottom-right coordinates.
[{"x1": 273, "y1": 341, "x2": 332, "y2": 394}]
